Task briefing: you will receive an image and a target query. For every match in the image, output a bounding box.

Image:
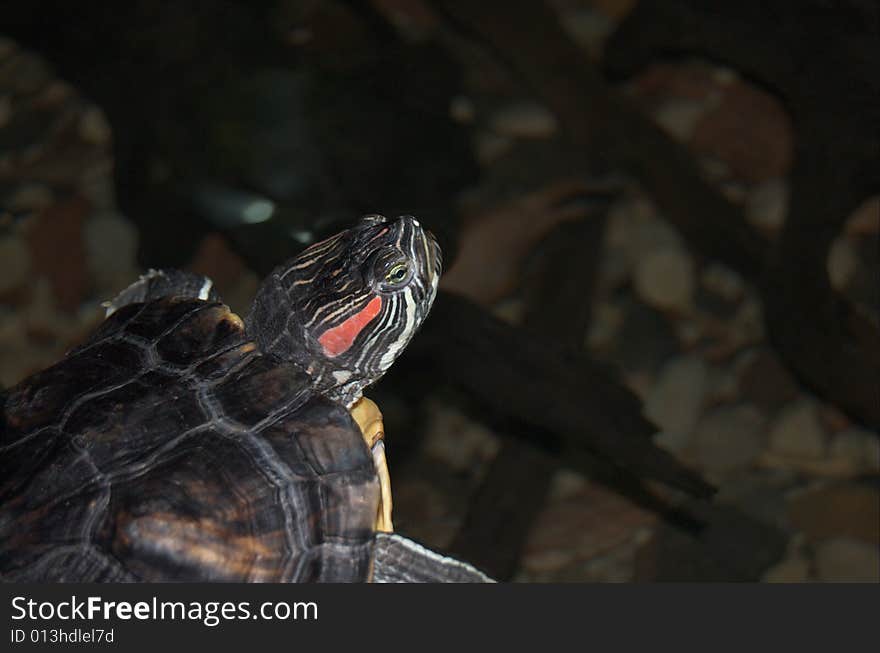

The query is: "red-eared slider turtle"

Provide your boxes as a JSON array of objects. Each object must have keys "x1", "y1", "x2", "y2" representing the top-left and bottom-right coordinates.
[{"x1": 0, "y1": 215, "x2": 490, "y2": 582}]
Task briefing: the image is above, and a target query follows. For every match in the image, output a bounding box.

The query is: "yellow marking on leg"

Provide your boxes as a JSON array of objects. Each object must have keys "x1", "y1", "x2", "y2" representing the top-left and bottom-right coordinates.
[{"x1": 350, "y1": 397, "x2": 393, "y2": 533}]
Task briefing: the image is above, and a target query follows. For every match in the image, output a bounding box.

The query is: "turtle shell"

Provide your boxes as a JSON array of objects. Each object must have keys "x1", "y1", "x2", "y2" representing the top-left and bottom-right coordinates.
[{"x1": 0, "y1": 297, "x2": 380, "y2": 582}]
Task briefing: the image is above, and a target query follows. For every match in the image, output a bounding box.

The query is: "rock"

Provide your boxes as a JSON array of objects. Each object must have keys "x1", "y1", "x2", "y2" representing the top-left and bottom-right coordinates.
[
  {"x1": 188, "y1": 232, "x2": 247, "y2": 296},
  {"x1": 491, "y1": 297, "x2": 525, "y2": 326},
  {"x1": 705, "y1": 361, "x2": 741, "y2": 404},
  {"x1": 701, "y1": 262, "x2": 745, "y2": 303},
  {"x1": 474, "y1": 131, "x2": 514, "y2": 165},
  {"x1": 0, "y1": 51, "x2": 52, "y2": 96},
  {"x1": 547, "y1": 469, "x2": 588, "y2": 501},
  {"x1": 371, "y1": 0, "x2": 440, "y2": 37},
  {"x1": 716, "y1": 467, "x2": 794, "y2": 526},
  {"x1": 489, "y1": 101, "x2": 558, "y2": 139},
  {"x1": 522, "y1": 479, "x2": 656, "y2": 578},
  {"x1": 829, "y1": 428, "x2": 880, "y2": 473},
  {"x1": 441, "y1": 179, "x2": 598, "y2": 304},
  {"x1": 605, "y1": 297, "x2": 680, "y2": 375},
  {"x1": 39, "y1": 80, "x2": 74, "y2": 105},
  {"x1": 728, "y1": 297, "x2": 765, "y2": 351},
  {"x1": 0, "y1": 95, "x2": 11, "y2": 129},
  {"x1": 762, "y1": 555, "x2": 811, "y2": 582},
  {"x1": 653, "y1": 98, "x2": 708, "y2": 141},
  {"x1": 633, "y1": 247, "x2": 695, "y2": 312},
  {"x1": 84, "y1": 212, "x2": 140, "y2": 295},
  {"x1": 8, "y1": 183, "x2": 54, "y2": 212},
  {"x1": 0, "y1": 37, "x2": 16, "y2": 61},
  {"x1": 814, "y1": 537, "x2": 880, "y2": 583},
  {"x1": 767, "y1": 399, "x2": 827, "y2": 459},
  {"x1": 78, "y1": 162, "x2": 117, "y2": 211},
  {"x1": 589, "y1": 0, "x2": 638, "y2": 21},
  {"x1": 788, "y1": 483, "x2": 880, "y2": 545},
  {"x1": 827, "y1": 236, "x2": 859, "y2": 291},
  {"x1": 559, "y1": 8, "x2": 615, "y2": 57},
  {"x1": 845, "y1": 196, "x2": 879, "y2": 237},
  {"x1": 737, "y1": 348, "x2": 800, "y2": 414},
  {"x1": 585, "y1": 301, "x2": 623, "y2": 351},
  {"x1": 691, "y1": 79, "x2": 793, "y2": 183},
  {"x1": 644, "y1": 355, "x2": 708, "y2": 450},
  {"x1": 691, "y1": 404, "x2": 766, "y2": 473},
  {"x1": 421, "y1": 400, "x2": 500, "y2": 473},
  {"x1": 745, "y1": 179, "x2": 788, "y2": 233},
  {"x1": 25, "y1": 196, "x2": 91, "y2": 312},
  {"x1": 607, "y1": 200, "x2": 685, "y2": 265},
  {"x1": 0, "y1": 234, "x2": 31, "y2": 295},
  {"x1": 520, "y1": 548, "x2": 576, "y2": 575},
  {"x1": 78, "y1": 106, "x2": 112, "y2": 145},
  {"x1": 818, "y1": 403, "x2": 852, "y2": 434},
  {"x1": 626, "y1": 61, "x2": 722, "y2": 109},
  {"x1": 449, "y1": 95, "x2": 475, "y2": 124},
  {"x1": 221, "y1": 269, "x2": 261, "y2": 318},
  {"x1": 844, "y1": 234, "x2": 880, "y2": 315}
]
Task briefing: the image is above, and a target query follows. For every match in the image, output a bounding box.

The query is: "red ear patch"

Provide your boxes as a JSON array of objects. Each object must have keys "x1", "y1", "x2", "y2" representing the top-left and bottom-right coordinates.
[{"x1": 318, "y1": 295, "x2": 383, "y2": 358}]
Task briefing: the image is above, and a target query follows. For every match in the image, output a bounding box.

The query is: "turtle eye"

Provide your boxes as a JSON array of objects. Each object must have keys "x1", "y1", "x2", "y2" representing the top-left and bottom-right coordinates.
[{"x1": 384, "y1": 262, "x2": 410, "y2": 286}]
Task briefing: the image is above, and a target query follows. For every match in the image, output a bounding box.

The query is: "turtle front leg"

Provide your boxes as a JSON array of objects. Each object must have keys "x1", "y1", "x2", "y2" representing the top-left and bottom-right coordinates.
[{"x1": 350, "y1": 397, "x2": 393, "y2": 533}]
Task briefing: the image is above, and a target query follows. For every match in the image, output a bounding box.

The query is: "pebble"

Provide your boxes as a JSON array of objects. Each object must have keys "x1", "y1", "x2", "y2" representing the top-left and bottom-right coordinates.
[
  {"x1": 421, "y1": 401, "x2": 500, "y2": 473},
  {"x1": 522, "y1": 480, "x2": 655, "y2": 578},
  {"x1": 826, "y1": 236, "x2": 858, "y2": 291},
  {"x1": 829, "y1": 428, "x2": 880, "y2": 472},
  {"x1": 26, "y1": 196, "x2": 91, "y2": 312},
  {"x1": 491, "y1": 297, "x2": 525, "y2": 326},
  {"x1": 0, "y1": 37, "x2": 16, "y2": 61},
  {"x1": 0, "y1": 234, "x2": 32, "y2": 294},
  {"x1": 653, "y1": 98, "x2": 708, "y2": 141},
  {"x1": 762, "y1": 555, "x2": 811, "y2": 582},
  {"x1": 188, "y1": 232, "x2": 247, "y2": 295},
  {"x1": 489, "y1": 101, "x2": 558, "y2": 140},
  {"x1": 787, "y1": 482, "x2": 880, "y2": 544},
  {"x1": 845, "y1": 195, "x2": 880, "y2": 236},
  {"x1": 0, "y1": 52, "x2": 52, "y2": 96},
  {"x1": 633, "y1": 247, "x2": 695, "y2": 312},
  {"x1": 606, "y1": 298, "x2": 680, "y2": 375},
  {"x1": 644, "y1": 355, "x2": 708, "y2": 450},
  {"x1": 78, "y1": 106, "x2": 113, "y2": 145},
  {"x1": 521, "y1": 548, "x2": 576, "y2": 574},
  {"x1": 729, "y1": 297, "x2": 765, "y2": 348},
  {"x1": 547, "y1": 469, "x2": 589, "y2": 502},
  {"x1": 0, "y1": 95, "x2": 11, "y2": 129},
  {"x1": 767, "y1": 399, "x2": 827, "y2": 459},
  {"x1": 701, "y1": 262, "x2": 745, "y2": 303},
  {"x1": 79, "y1": 162, "x2": 117, "y2": 211},
  {"x1": 474, "y1": 131, "x2": 514, "y2": 166},
  {"x1": 8, "y1": 183, "x2": 54, "y2": 212},
  {"x1": 84, "y1": 213, "x2": 140, "y2": 294},
  {"x1": 606, "y1": 200, "x2": 685, "y2": 265},
  {"x1": 717, "y1": 467, "x2": 793, "y2": 526},
  {"x1": 449, "y1": 95, "x2": 476, "y2": 124},
  {"x1": 814, "y1": 537, "x2": 880, "y2": 582},
  {"x1": 559, "y1": 8, "x2": 615, "y2": 57},
  {"x1": 585, "y1": 301, "x2": 623, "y2": 351},
  {"x1": 737, "y1": 348, "x2": 800, "y2": 414},
  {"x1": 221, "y1": 269, "x2": 261, "y2": 317},
  {"x1": 845, "y1": 196, "x2": 879, "y2": 237},
  {"x1": 745, "y1": 179, "x2": 788, "y2": 232},
  {"x1": 691, "y1": 79, "x2": 793, "y2": 183},
  {"x1": 691, "y1": 404, "x2": 766, "y2": 473}
]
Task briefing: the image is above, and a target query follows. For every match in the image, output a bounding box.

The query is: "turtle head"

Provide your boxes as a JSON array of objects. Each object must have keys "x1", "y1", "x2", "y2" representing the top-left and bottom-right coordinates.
[{"x1": 248, "y1": 214, "x2": 441, "y2": 407}]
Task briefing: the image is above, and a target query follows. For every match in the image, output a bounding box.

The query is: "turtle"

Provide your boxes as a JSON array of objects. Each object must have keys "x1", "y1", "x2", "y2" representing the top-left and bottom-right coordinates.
[{"x1": 0, "y1": 214, "x2": 490, "y2": 583}]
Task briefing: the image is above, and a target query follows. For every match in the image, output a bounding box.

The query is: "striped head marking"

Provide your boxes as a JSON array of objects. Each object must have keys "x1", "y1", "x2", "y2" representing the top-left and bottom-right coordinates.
[{"x1": 247, "y1": 215, "x2": 441, "y2": 407}]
